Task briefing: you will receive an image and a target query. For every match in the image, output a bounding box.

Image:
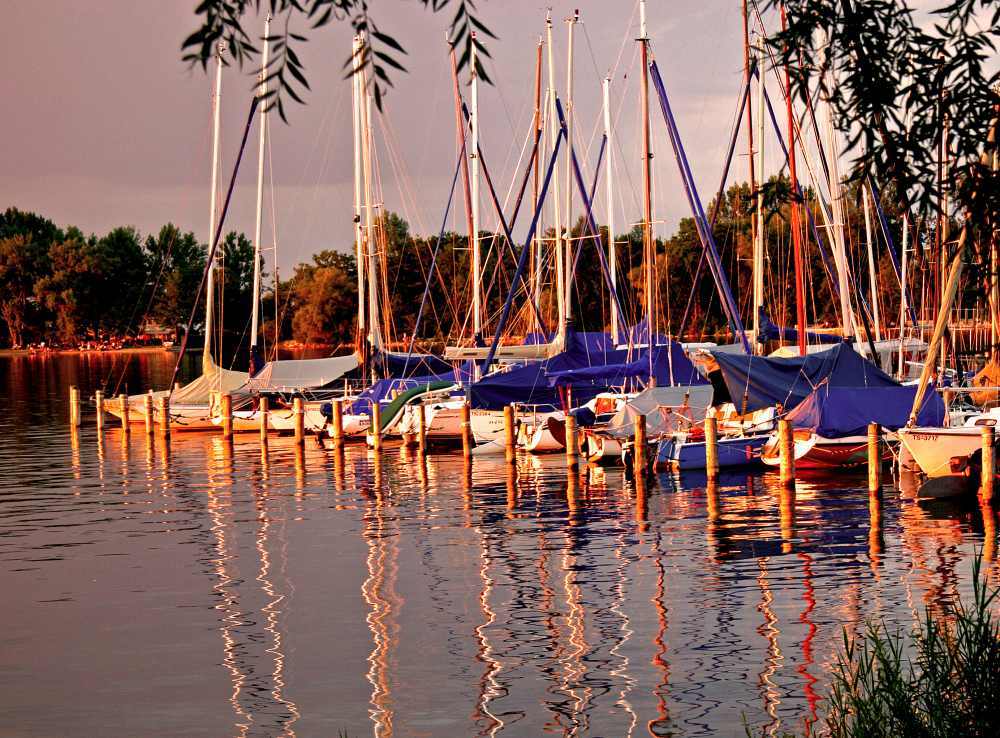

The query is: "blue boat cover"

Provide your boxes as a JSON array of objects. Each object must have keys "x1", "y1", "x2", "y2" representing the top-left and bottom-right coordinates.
[
  {"x1": 471, "y1": 331, "x2": 706, "y2": 411},
  {"x1": 711, "y1": 342, "x2": 898, "y2": 412},
  {"x1": 757, "y1": 309, "x2": 844, "y2": 345},
  {"x1": 348, "y1": 374, "x2": 458, "y2": 416},
  {"x1": 786, "y1": 384, "x2": 945, "y2": 438}
]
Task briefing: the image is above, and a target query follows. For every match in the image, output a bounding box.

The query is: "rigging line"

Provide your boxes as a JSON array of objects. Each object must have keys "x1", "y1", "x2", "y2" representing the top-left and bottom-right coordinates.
[{"x1": 170, "y1": 96, "x2": 260, "y2": 394}]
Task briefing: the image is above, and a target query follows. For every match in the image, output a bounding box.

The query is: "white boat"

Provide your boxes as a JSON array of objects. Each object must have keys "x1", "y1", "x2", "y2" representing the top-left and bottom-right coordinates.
[{"x1": 898, "y1": 408, "x2": 1000, "y2": 478}]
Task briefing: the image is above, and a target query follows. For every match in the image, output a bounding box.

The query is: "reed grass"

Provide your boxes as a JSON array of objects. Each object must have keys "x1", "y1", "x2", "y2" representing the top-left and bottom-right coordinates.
[{"x1": 749, "y1": 552, "x2": 1000, "y2": 737}]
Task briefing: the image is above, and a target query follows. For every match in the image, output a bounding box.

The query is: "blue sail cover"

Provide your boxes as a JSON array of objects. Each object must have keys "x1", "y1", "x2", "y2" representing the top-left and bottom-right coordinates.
[
  {"x1": 787, "y1": 384, "x2": 945, "y2": 438},
  {"x1": 711, "y1": 342, "x2": 898, "y2": 413},
  {"x1": 470, "y1": 334, "x2": 705, "y2": 411},
  {"x1": 347, "y1": 374, "x2": 459, "y2": 415},
  {"x1": 757, "y1": 309, "x2": 843, "y2": 345}
]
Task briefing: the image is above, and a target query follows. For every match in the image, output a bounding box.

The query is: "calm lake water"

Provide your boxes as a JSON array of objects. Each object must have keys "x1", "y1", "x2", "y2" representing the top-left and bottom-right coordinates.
[{"x1": 0, "y1": 351, "x2": 995, "y2": 737}]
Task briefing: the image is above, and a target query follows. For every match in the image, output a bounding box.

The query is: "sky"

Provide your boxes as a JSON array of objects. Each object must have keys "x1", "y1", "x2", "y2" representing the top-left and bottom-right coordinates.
[{"x1": 4, "y1": 1, "x2": 775, "y2": 272}]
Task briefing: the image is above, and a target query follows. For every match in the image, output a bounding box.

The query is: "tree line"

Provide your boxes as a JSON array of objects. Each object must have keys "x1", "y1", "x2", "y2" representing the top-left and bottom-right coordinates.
[{"x1": 1, "y1": 179, "x2": 929, "y2": 355}]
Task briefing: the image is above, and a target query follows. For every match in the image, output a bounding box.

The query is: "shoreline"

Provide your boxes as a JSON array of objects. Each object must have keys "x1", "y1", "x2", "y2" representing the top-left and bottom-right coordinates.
[{"x1": 0, "y1": 346, "x2": 172, "y2": 358}]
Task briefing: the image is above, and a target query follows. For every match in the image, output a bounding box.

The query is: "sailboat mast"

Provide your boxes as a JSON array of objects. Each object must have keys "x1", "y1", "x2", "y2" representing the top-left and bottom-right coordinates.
[
  {"x1": 639, "y1": 0, "x2": 655, "y2": 381},
  {"x1": 250, "y1": 15, "x2": 271, "y2": 356},
  {"x1": 204, "y1": 42, "x2": 224, "y2": 373},
  {"x1": 351, "y1": 35, "x2": 367, "y2": 345},
  {"x1": 358, "y1": 35, "x2": 382, "y2": 352},
  {"x1": 603, "y1": 75, "x2": 619, "y2": 345},
  {"x1": 545, "y1": 11, "x2": 566, "y2": 339},
  {"x1": 563, "y1": 10, "x2": 578, "y2": 326},
  {"x1": 743, "y1": 2, "x2": 761, "y2": 351},
  {"x1": 899, "y1": 213, "x2": 909, "y2": 377},
  {"x1": 532, "y1": 38, "x2": 544, "y2": 334},
  {"x1": 862, "y1": 184, "x2": 882, "y2": 340},
  {"x1": 780, "y1": 6, "x2": 807, "y2": 356},
  {"x1": 753, "y1": 37, "x2": 765, "y2": 353},
  {"x1": 470, "y1": 32, "x2": 483, "y2": 343}
]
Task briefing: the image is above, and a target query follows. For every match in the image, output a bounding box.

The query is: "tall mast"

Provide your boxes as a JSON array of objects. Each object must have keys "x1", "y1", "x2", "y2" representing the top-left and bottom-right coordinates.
[
  {"x1": 545, "y1": 11, "x2": 565, "y2": 339},
  {"x1": 250, "y1": 14, "x2": 271, "y2": 359},
  {"x1": 862, "y1": 183, "x2": 882, "y2": 340},
  {"x1": 563, "y1": 10, "x2": 578, "y2": 327},
  {"x1": 753, "y1": 37, "x2": 765, "y2": 353},
  {"x1": 742, "y1": 0, "x2": 764, "y2": 296},
  {"x1": 203, "y1": 42, "x2": 225, "y2": 374},
  {"x1": 358, "y1": 34, "x2": 382, "y2": 352},
  {"x1": 819, "y1": 51, "x2": 856, "y2": 341},
  {"x1": 351, "y1": 35, "x2": 367, "y2": 346},
  {"x1": 899, "y1": 214, "x2": 909, "y2": 377},
  {"x1": 603, "y1": 74, "x2": 619, "y2": 344},
  {"x1": 639, "y1": 0, "x2": 655, "y2": 381},
  {"x1": 532, "y1": 38, "x2": 544, "y2": 334},
  {"x1": 781, "y1": 6, "x2": 807, "y2": 356},
  {"x1": 470, "y1": 32, "x2": 483, "y2": 344}
]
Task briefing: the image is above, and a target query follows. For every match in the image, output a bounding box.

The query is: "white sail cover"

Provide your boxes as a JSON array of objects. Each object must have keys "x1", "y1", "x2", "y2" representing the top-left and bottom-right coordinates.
[
  {"x1": 603, "y1": 385, "x2": 715, "y2": 439},
  {"x1": 240, "y1": 355, "x2": 359, "y2": 393},
  {"x1": 171, "y1": 364, "x2": 249, "y2": 405}
]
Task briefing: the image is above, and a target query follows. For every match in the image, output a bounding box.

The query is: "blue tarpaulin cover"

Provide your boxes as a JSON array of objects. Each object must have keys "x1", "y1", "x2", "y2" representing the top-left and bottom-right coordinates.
[
  {"x1": 347, "y1": 375, "x2": 458, "y2": 416},
  {"x1": 711, "y1": 342, "x2": 898, "y2": 412},
  {"x1": 471, "y1": 329, "x2": 706, "y2": 410},
  {"x1": 786, "y1": 384, "x2": 945, "y2": 438}
]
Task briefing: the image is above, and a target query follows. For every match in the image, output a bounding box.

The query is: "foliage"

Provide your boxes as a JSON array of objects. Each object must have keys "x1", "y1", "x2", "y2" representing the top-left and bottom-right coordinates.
[
  {"x1": 772, "y1": 0, "x2": 1000, "y2": 225},
  {"x1": 285, "y1": 249, "x2": 358, "y2": 345},
  {"x1": 182, "y1": 0, "x2": 494, "y2": 119}
]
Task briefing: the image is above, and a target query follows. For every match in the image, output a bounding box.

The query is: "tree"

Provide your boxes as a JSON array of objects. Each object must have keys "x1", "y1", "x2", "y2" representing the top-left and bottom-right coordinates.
[
  {"x1": 34, "y1": 235, "x2": 101, "y2": 346},
  {"x1": 183, "y1": 0, "x2": 494, "y2": 120},
  {"x1": 92, "y1": 226, "x2": 150, "y2": 337},
  {"x1": 145, "y1": 224, "x2": 207, "y2": 329},
  {"x1": 0, "y1": 236, "x2": 45, "y2": 347},
  {"x1": 288, "y1": 250, "x2": 358, "y2": 345}
]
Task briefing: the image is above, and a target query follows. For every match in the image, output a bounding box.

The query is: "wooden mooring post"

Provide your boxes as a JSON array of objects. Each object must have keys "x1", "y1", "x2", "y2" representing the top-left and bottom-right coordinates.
[
  {"x1": 633, "y1": 414, "x2": 647, "y2": 479},
  {"x1": 69, "y1": 386, "x2": 81, "y2": 427},
  {"x1": 461, "y1": 402, "x2": 472, "y2": 459},
  {"x1": 258, "y1": 396, "x2": 269, "y2": 443},
  {"x1": 221, "y1": 393, "x2": 233, "y2": 440},
  {"x1": 867, "y1": 423, "x2": 882, "y2": 494},
  {"x1": 143, "y1": 392, "x2": 154, "y2": 436},
  {"x1": 565, "y1": 413, "x2": 578, "y2": 469},
  {"x1": 118, "y1": 393, "x2": 130, "y2": 432},
  {"x1": 503, "y1": 405, "x2": 516, "y2": 464},
  {"x1": 156, "y1": 396, "x2": 169, "y2": 438},
  {"x1": 705, "y1": 415, "x2": 719, "y2": 480},
  {"x1": 417, "y1": 403, "x2": 427, "y2": 456},
  {"x1": 94, "y1": 390, "x2": 105, "y2": 432},
  {"x1": 331, "y1": 399, "x2": 344, "y2": 446},
  {"x1": 778, "y1": 418, "x2": 794, "y2": 486},
  {"x1": 369, "y1": 400, "x2": 381, "y2": 451},
  {"x1": 982, "y1": 425, "x2": 995, "y2": 501},
  {"x1": 293, "y1": 397, "x2": 305, "y2": 446}
]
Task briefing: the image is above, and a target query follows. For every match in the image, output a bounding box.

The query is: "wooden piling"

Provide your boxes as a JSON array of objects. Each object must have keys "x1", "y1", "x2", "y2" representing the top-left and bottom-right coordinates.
[
  {"x1": 69, "y1": 386, "x2": 81, "y2": 427},
  {"x1": 293, "y1": 397, "x2": 305, "y2": 445},
  {"x1": 221, "y1": 393, "x2": 233, "y2": 440},
  {"x1": 331, "y1": 398, "x2": 344, "y2": 445},
  {"x1": 417, "y1": 403, "x2": 427, "y2": 456},
  {"x1": 370, "y1": 401, "x2": 382, "y2": 451},
  {"x1": 94, "y1": 390, "x2": 105, "y2": 432},
  {"x1": 633, "y1": 414, "x2": 647, "y2": 479},
  {"x1": 143, "y1": 392, "x2": 154, "y2": 435},
  {"x1": 778, "y1": 418, "x2": 794, "y2": 486},
  {"x1": 982, "y1": 425, "x2": 995, "y2": 501},
  {"x1": 156, "y1": 396, "x2": 169, "y2": 438},
  {"x1": 259, "y1": 396, "x2": 269, "y2": 443},
  {"x1": 565, "y1": 414, "x2": 578, "y2": 469},
  {"x1": 867, "y1": 423, "x2": 881, "y2": 494},
  {"x1": 461, "y1": 401, "x2": 472, "y2": 458},
  {"x1": 118, "y1": 393, "x2": 130, "y2": 432},
  {"x1": 504, "y1": 405, "x2": 516, "y2": 464},
  {"x1": 705, "y1": 415, "x2": 719, "y2": 479}
]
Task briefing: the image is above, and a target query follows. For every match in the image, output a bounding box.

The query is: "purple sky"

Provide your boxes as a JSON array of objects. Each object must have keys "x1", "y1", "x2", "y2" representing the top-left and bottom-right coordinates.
[{"x1": 5, "y1": 1, "x2": 765, "y2": 271}]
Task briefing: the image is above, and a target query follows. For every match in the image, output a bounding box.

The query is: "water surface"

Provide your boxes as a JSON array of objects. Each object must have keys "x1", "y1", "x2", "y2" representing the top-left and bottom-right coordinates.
[{"x1": 0, "y1": 352, "x2": 994, "y2": 737}]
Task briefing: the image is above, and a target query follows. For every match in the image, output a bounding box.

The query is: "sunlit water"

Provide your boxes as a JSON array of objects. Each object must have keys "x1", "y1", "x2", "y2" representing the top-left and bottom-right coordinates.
[{"x1": 1, "y1": 352, "x2": 996, "y2": 737}]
